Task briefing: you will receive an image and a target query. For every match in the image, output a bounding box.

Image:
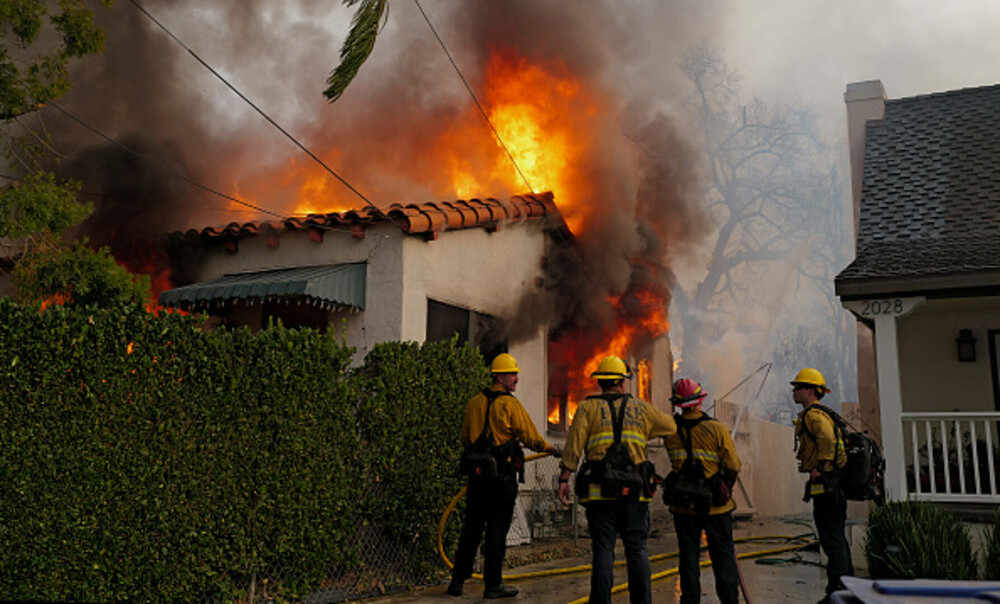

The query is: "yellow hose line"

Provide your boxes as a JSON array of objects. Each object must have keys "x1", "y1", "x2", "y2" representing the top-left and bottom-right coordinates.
[
  {"x1": 436, "y1": 452, "x2": 552, "y2": 577},
  {"x1": 437, "y1": 452, "x2": 816, "y2": 595}
]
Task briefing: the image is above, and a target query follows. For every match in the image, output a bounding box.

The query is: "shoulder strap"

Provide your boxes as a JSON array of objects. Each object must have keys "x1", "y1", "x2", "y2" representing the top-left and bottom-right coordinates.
[
  {"x1": 676, "y1": 415, "x2": 710, "y2": 460},
  {"x1": 590, "y1": 393, "x2": 630, "y2": 445},
  {"x1": 799, "y1": 404, "x2": 846, "y2": 443},
  {"x1": 474, "y1": 388, "x2": 504, "y2": 446}
]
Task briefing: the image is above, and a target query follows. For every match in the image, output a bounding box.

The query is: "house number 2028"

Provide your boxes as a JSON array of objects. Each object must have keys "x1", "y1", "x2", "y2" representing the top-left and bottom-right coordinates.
[{"x1": 860, "y1": 299, "x2": 904, "y2": 316}]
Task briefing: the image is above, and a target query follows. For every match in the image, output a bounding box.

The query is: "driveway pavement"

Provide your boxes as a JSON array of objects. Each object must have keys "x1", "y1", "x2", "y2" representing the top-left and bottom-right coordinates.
[{"x1": 362, "y1": 515, "x2": 866, "y2": 604}]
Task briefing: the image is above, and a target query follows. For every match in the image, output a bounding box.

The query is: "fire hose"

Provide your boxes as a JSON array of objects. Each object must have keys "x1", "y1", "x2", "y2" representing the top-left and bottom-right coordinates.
[{"x1": 437, "y1": 452, "x2": 817, "y2": 603}]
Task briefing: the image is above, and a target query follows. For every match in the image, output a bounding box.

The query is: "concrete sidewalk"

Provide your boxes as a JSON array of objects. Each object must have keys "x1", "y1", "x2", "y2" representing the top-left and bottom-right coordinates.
[{"x1": 362, "y1": 515, "x2": 862, "y2": 604}]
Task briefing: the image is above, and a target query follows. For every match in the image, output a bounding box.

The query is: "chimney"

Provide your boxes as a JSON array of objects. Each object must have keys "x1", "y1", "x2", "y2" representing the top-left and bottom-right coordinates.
[
  {"x1": 844, "y1": 80, "x2": 886, "y2": 240},
  {"x1": 843, "y1": 80, "x2": 886, "y2": 475}
]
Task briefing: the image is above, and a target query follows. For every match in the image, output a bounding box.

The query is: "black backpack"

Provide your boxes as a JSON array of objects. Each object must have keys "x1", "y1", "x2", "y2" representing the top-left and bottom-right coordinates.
[
  {"x1": 662, "y1": 415, "x2": 715, "y2": 514},
  {"x1": 799, "y1": 404, "x2": 885, "y2": 503}
]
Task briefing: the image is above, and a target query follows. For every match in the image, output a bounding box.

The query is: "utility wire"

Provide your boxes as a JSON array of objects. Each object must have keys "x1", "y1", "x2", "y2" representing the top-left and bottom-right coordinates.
[
  {"x1": 410, "y1": 0, "x2": 535, "y2": 194},
  {"x1": 1, "y1": 171, "x2": 262, "y2": 214},
  {"x1": 129, "y1": 0, "x2": 380, "y2": 215},
  {"x1": 48, "y1": 101, "x2": 285, "y2": 219}
]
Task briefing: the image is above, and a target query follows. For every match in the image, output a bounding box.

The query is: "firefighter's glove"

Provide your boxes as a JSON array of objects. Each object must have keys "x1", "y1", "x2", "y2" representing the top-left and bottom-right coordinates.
[
  {"x1": 802, "y1": 479, "x2": 812, "y2": 503},
  {"x1": 548, "y1": 445, "x2": 562, "y2": 458}
]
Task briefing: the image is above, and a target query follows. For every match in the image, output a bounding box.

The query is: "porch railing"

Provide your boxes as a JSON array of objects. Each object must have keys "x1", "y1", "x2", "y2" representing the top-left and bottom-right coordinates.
[{"x1": 901, "y1": 411, "x2": 1000, "y2": 503}]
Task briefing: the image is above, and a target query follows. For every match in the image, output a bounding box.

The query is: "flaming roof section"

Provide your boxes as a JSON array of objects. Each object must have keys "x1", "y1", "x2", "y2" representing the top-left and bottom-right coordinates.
[{"x1": 175, "y1": 192, "x2": 561, "y2": 243}]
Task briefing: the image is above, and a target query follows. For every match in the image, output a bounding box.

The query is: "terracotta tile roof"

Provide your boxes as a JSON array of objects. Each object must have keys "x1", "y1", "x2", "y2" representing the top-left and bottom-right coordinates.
[
  {"x1": 173, "y1": 192, "x2": 561, "y2": 244},
  {"x1": 836, "y1": 84, "x2": 1000, "y2": 297}
]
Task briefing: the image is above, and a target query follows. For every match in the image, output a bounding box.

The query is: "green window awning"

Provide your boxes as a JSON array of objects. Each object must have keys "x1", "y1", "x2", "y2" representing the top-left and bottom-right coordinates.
[{"x1": 159, "y1": 263, "x2": 366, "y2": 310}]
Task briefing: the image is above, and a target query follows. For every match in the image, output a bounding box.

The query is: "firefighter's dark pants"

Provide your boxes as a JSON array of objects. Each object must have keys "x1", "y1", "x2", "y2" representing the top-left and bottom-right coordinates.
[
  {"x1": 585, "y1": 499, "x2": 652, "y2": 604},
  {"x1": 673, "y1": 511, "x2": 739, "y2": 604},
  {"x1": 450, "y1": 472, "x2": 518, "y2": 590},
  {"x1": 814, "y1": 488, "x2": 854, "y2": 595}
]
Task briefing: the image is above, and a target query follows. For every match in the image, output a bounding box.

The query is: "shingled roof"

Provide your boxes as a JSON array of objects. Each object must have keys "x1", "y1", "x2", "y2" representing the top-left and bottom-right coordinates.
[
  {"x1": 171, "y1": 192, "x2": 562, "y2": 247},
  {"x1": 836, "y1": 84, "x2": 1000, "y2": 299}
]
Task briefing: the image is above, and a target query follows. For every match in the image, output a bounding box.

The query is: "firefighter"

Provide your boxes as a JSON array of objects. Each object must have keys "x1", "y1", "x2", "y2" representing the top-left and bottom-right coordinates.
[
  {"x1": 448, "y1": 353, "x2": 559, "y2": 599},
  {"x1": 792, "y1": 367, "x2": 853, "y2": 603},
  {"x1": 556, "y1": 355, "x2": 676, "y2": 604},
  {"x1": 664, "y1": 378, "x2": 742, "y2": 604}
]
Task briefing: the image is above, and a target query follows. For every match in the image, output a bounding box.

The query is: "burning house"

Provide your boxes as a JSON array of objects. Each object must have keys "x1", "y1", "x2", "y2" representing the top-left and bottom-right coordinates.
[{"x1": 159, "y1": 191, "x2": 676, "y2": 438}]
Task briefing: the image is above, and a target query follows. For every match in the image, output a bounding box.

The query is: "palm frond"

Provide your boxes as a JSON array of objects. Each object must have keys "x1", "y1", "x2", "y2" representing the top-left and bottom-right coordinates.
[{"x1": 324, "y1": 0, "x2": 388, "y2": 103}]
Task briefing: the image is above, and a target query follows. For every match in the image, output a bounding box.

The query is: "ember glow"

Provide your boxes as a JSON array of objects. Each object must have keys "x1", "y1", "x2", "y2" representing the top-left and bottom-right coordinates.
[{"x1": 39, "y1": 292, "x2": 72, "y2": 311}]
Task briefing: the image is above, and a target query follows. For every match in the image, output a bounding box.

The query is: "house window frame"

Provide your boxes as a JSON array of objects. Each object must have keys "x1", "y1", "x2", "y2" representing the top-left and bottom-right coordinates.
[
  {"x1": 426, "y1": 298, "x2": 506, "y2": 362},
  {"x1": 988, "y1": 329, "x2": 1000, "y2": 412}
]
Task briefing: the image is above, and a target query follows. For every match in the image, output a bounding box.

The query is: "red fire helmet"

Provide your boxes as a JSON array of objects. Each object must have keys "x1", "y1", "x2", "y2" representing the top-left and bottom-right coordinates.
[{"x1": 671, "y1": 378, "x2": 707, "y2": 408}]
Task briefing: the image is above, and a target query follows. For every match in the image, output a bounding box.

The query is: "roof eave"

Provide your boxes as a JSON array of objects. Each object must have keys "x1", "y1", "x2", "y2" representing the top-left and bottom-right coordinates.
[{"x1": 835, "y1": 269, "x2": 1000, "y2": 301}]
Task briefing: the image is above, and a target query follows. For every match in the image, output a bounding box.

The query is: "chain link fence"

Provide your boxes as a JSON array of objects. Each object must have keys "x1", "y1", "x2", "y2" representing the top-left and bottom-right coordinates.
[
  {"x1": 232, "y1": 455, "x2": 582, "y2": 603},
  {"x1": 233, "y1": 447, "x2": 690, "y2": 603}
]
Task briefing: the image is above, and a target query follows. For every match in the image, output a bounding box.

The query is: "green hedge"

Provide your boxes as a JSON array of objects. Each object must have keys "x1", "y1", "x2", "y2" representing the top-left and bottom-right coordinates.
[
  {"x1": 356, "y1": 341, "x2": 486, "y2": 580},
  {"x1": 0, "y1": 299, "x2": 485, "y2": 601}
]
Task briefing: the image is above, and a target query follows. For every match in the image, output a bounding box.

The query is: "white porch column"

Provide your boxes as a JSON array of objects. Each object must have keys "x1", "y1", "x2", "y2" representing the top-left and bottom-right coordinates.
[
  {"x1": 843, "y1": 297, "x2": 925, "y2": 501},
  {"x1": 872, "y1": 314, "x2": 906, "y2": 500}
]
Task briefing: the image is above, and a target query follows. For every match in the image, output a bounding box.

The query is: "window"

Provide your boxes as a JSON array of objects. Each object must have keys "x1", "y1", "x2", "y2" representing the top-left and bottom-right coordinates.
[{"x1": 426, "y1": 299, "x2": 506, "y2": 361}]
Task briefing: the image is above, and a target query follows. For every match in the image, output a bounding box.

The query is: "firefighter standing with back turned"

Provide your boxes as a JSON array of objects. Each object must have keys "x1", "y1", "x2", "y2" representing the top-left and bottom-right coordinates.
[
  {"x1": 792, "y1": 367, "x2": 854, "y2": 604},
  {"x1": 448, "y1": 353, "x2": 559, "y2": 599},
  {"x1": 557, "y1": 355, "x2": 677, "y2": 604},
  {"x1": 664, "y1": 378, "x2": 742, "y2": 604}
]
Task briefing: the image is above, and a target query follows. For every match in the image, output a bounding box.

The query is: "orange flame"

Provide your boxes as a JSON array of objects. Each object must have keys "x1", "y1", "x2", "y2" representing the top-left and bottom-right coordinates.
[
  {"x1": 39, "y1": 291, "x2": 72, "y2": 311},
  {"x1": 441, "y1": 48, "x2": 603, "y2": 234}
]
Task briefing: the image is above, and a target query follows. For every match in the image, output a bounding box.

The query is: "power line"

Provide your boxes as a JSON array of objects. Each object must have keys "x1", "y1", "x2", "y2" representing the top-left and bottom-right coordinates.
[
  {"x1": 2, "y1": 171, "x2": 262, "y2": 214},
  {"x1": 129, "y1": 0, "x2": 380, "y2": 215},
  {"x1": 410, "y1": 0, "x2": 535, "y2": 194},
  {"x1": 48, "y1": 101, "x2": 285, "y2": 219}
]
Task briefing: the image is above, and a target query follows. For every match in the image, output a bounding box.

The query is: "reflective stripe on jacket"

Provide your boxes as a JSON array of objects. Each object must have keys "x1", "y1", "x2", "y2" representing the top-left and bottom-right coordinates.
[
  {"x1": 664, "y1": 409, "x2": 742, "y2": 515},
  {"x1": 461, "y1": 385, "x2": 551, "y2": 453},
  {"x1": 560, "y1": 393, "x2": 677, "y2": 503}
]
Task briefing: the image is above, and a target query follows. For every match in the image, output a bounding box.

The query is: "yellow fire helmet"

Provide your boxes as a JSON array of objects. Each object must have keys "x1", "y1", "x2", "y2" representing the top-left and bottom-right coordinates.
[
  {"x1": 591, "y1": 355, "x2": 632, "y2": 380},
  {"x1": 490, "y1": 353, "x2": 520, "y2": 374},
  {"x1": 791, "y1": 367, "x2": 831, "y2": 393}
]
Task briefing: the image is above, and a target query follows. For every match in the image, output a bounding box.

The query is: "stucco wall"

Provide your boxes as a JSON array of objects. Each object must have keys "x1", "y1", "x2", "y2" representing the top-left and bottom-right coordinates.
[
  {"x1": 400, "y1": 222, "x2": 549, "y2": 439},
  {"x1": 897, "y1": 297, "x2": 1000, "y2": 413}
]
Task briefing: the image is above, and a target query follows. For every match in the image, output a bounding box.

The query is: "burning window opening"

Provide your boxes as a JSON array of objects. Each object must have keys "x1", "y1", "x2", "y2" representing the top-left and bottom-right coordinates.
[
  {"x1": 546, "y1": 329, "x2": 657, "y2": 434},
  {"x1": 637, "y1": 358, "x2": 652, "y2": 402}
]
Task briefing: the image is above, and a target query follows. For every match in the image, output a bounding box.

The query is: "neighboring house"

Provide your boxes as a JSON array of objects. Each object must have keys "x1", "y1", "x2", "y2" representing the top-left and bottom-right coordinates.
[{"x1": 839, "y1": 81, "x2": 1000, "y2": 506}]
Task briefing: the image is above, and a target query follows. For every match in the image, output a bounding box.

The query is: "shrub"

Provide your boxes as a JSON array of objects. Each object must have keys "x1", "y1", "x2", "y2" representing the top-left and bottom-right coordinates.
[
  {"x1": 865, "y1": 501, "x2": 977, "y2": 580},
  {"x1": 982, "y1": 510, "x2": 1000, "y2": 579},
  {"x1": 0, "y1": 299, "x2": 488, "y2": 601},
  {"x1": 0, "y1": 301, "x2": 360, "y2": 601},
  {"x1": 354, "y1": 338, "x2": 487, "y2": 581}
]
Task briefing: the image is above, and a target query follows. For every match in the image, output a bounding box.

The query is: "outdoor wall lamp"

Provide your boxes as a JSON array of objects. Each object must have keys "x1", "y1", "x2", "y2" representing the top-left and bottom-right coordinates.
[{"x1": 956, "y1": 328, "x2": 977, "y2": 362}]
